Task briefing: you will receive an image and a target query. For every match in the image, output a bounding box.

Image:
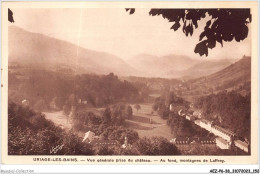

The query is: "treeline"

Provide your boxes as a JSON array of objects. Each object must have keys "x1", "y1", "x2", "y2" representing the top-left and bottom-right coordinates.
[
  {"x1": 167, "y1": 112, "x2": 211, "y2": 138},
  {"x1": 194, "y1": 90, "x2": 251, "y2": 141},
  {"x1": 152, "y1": 92, "x2": 211, "y2": 138},
  {"x1": 9, "y1": 70, "x2": 140, "y2": 111},
  {"x1": 121, "y1": 76, "x2": 181, "y2": 102},
  {"x1": 153, "y1": 92, "x2": 189, "y2": 119},
  {"x1": 8, "y1": 102, "x2": 180, "y2": 155}
]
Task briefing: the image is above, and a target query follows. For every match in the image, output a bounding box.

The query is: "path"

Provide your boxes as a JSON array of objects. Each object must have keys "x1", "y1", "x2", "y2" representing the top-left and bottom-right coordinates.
[{"x1": 43, "y1": 111, "x2": 72, "y2": 130}]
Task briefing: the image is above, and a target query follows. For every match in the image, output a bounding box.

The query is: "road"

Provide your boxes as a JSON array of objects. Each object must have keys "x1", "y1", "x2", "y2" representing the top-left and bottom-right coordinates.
[{"x1": 43, "y1": 111, "x2": 72, "y2": 130}]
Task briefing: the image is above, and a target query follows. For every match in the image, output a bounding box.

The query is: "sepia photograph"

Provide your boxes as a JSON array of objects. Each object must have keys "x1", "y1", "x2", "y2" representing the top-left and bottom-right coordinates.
[{"x1": 1, "y1": 1, "x2": 258, "y2": 167}]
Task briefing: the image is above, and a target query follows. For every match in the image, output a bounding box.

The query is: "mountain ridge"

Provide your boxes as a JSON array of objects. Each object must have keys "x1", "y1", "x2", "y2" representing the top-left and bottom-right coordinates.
[{"x1": 8, "y1": 26, "x2": 138, "y2": 76}]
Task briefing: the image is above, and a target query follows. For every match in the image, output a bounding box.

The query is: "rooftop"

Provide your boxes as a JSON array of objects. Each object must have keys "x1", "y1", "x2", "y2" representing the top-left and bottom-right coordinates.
[
  {"x1": 213, "y1": 125, "x2": 234, "y2": 136},
  {"x1": 216, "y1": 137, "x2": 228, "y2": 145},
  {"x1": 235, "y1": 140, "x2": 249, "y2": 147}
]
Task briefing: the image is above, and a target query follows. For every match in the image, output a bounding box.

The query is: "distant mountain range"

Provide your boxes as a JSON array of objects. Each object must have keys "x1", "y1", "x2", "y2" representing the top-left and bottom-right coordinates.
[
  {"x1": 183, "y1": 55, "x2": 251, "y2": 95},
  {"x1": 8, "y1": 26, "x2": 138, "y2": 76},
  {"x1": 9, "y1": 26, "x2": 239, "y2": 79}
]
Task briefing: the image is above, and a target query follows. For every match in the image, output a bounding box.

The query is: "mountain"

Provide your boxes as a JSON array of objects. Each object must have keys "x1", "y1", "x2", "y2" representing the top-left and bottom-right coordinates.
[
  {"x1": 182, "y1": 56, "x2": 251, "y2": 97},
  {"x1": 127, "y1": 54, "x2": 199, "y2": 77},
  {"x1": 165, "y1": 59, "x2": 235, "y2": 79},
  {"x1": 8, "y1": 26, "x2": 138, "y2": 76},
  {"x1": 127, "y1": 54, "x2": 234, "y2": 79}
]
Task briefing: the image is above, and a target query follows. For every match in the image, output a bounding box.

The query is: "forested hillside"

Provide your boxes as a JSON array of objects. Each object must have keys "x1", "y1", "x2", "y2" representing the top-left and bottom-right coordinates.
[
  {"x1": 8, "y1": 102, "x2": 94, "y2": 155},
  {"x1": 194, "y1": 91, "x2": 251, "y2": 141},
  {"x1": 9, "y1": 68, "x2": 140, "y2": 111}
]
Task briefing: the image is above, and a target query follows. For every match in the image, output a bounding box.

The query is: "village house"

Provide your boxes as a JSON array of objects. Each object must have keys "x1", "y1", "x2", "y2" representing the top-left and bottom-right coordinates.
[
  {"x1": 185, "y1": 114, "x2": 191, "y2": 120},
  {"x1": 82, "y1": 131, "x2": 99, "y2": 143},
  {"x1": 169, "y1": 104, "x2": 186, "y2": 113},
  {"x1": 78, "y1": 99, "x2": 88, "y2": 105},
  {"x1": 234, "y1": 140, "x2": 249, "y2": 153},
  {"x1": 216, "y1": 137, "x2": 230, "y2": 149},
  {"x1": 82, "y1": 131, "x2": 119, "y2": 147}
]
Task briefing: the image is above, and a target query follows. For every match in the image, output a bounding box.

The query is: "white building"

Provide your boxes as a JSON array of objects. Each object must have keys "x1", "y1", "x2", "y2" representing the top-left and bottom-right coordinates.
[
  {"x1": 178, "y1": 109, "x2": 182, "y2": 116},
  {"x1": 194, "y1": 120, "x2": 200, "y2": 126},
  {"x1": 186, "y1": 115, "x2": 191, "y2": 120},
  {"x1": 234, "y1": 140, "x2": 249, "y2": 153},
  {"x1": 216, "y1": 137, "x2": 230, "y2": 149},
  {"x1": 82, "y1": 131, "x2": 97, "y2": 143},
  {"x1": 211, "y1": 125, "x2": 234, "y2": 142},
  {"x1": 199, "y1": 119, "x2": 213, "y2": 132}
]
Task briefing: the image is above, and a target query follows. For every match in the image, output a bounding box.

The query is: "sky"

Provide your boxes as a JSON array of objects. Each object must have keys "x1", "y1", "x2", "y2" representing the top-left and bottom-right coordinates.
[{"x1": 9, "y1": 8, "x2": 251, "y2": 60}]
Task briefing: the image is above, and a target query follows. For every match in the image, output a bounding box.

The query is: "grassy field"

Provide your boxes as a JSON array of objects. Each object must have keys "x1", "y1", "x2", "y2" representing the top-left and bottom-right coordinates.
[
  {"x1": 127, "y1": 103, "x2": 174, "y2": 140},
  {"x1": 43, "y1": 103, "x2": 174, "y2": 140}
]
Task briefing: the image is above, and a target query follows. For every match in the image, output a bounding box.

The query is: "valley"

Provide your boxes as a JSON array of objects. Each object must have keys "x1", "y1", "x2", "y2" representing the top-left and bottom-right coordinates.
[{"x1": 7, "y1": 26, "x2": 251, "y2": 156}]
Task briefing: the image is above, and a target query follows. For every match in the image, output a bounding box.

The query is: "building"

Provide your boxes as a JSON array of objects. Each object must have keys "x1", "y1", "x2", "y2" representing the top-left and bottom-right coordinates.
[
  {"x1": 82, "y1": 131, "x2": 98, "y2": 143},
  {"x1": 199, "y1": 119, "x2": 213, "y2": 132},
  {"x1": 171, "y1": 137, "x2": 216, "y2": 152},
  {"x1": 170, "y1": 137, "x2": 191, "y2": 152},
  {"x1": 234, "y1": 140, "x2": 249, "y2": 153},
  {"x1": 216, "y1": 137, "x2": 230, "y2": 149},
  {"x1": 198, "y1": 137, "x2": 215, "y2": 145},
  {"x1": 169, "y1": 104, "x2": 186, "y2": 113},
  {"x1": 194, "y1": 120, "x2": 200, "y2": 126},
  {"x1": 193, "y1": 110, "x2": 202, "y2": 118},
  {"x1": 211, "y1": 125, "x2": 234, "y2": 142},
  {"x1": 78, "y1": 99, "x2": 88, "y2": 104},
  {"x1": 186, "y1": 114, "x2": 191, "y2": 120}
]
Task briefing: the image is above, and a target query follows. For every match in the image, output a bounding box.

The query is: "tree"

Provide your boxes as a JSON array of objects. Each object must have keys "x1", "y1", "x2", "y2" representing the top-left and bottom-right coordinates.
[
  {"x1": 125, "y1": 105, "x2": 133, "y2": 119},
  {"x1": 8, "y1": 8, "x2": 14, "y2": 23},
  {"x1": 158, "y1": 105, "x2": 169, "y2": 120},
  {"x1": 134, "y1": 104, "x2": 141, "y2": 113},
  {"x1": 126, "y1": 9, "x2": 251, "y2": 56},
  {"x1": 102, "y1": 108, "x2": 111, "y2": 124},
  {"x1": 134, "y1": 137, "x2": 181, "y2": 155}
]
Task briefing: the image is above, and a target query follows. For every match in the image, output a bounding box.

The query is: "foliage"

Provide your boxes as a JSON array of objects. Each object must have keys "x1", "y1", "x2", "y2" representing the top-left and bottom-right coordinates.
[
  {"x1": 194, "y1": 90, "x2": 251, "y2": 140},
  {"x1": 125, "y1": 105, "x2": 133, "y2": 119},
  {"x1": 153, "y1": 92, "x2": 188, "y2": 119},
  {"x1": 8, "y1": 8, "x2": 14, "y2": 23},
  {"x1": 134, "y1": 104, "x2": 141, "y2": 112},
  {"x1": 158, "y1": 105, "x2": 169, "y2": 120},
  {"x1": 102, "y1": 108, "x2": 112, "y2": 124},
  {"x1": 9, "y1": 70, "x2": 140, "y2": 111},
  {"x1": 167, "y1": 112, "x2": 209, "y2": 138},
  {"x1": 8, "y1": 102, "x2": 94, "y2": 155},
  {"x1": 126, "y1": 9, "x2": 251, "y2": 56},
  {"x1": 134, "y1": 137, "x2": 181, "y2": 155}
]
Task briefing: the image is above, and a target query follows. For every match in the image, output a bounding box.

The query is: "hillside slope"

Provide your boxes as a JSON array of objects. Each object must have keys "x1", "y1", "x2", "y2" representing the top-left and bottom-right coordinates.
[
  {"x1": 8, "y1": 26, "x2": 137, "y2": 76},
  {"x1": 181, "y1": 56, "x2": 251, "y2": 97}
]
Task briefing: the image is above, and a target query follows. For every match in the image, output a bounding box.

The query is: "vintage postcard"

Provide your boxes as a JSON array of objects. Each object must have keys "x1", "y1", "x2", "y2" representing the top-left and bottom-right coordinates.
[{"x1": 1, "y1": 1, "x2": 258, "y2": 165}]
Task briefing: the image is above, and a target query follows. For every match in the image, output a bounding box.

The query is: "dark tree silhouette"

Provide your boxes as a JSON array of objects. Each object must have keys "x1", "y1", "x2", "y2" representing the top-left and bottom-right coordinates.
[
  {"x1": 126, "y1": 8, "x2": 251, "y2": 56},
  {"x1": 8, "y1": 8, "x2": 14, "y2": 23}
]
